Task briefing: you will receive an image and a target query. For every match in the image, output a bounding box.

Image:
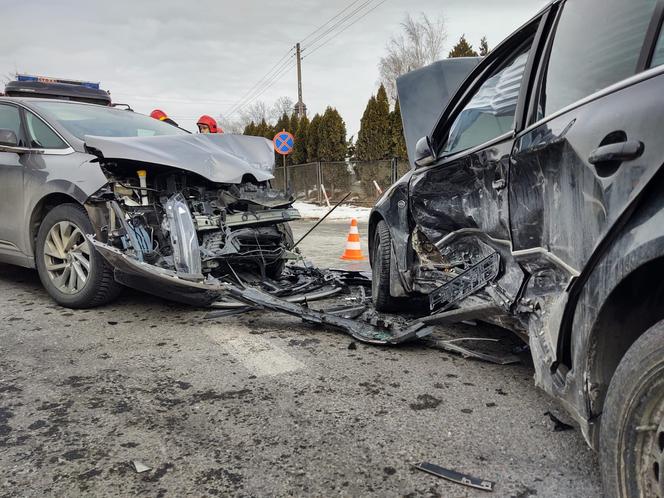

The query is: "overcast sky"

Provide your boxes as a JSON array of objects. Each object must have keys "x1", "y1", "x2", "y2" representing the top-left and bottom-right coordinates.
[{"x1": 1, "y1": 0, "x2": 548, "y2": 136}]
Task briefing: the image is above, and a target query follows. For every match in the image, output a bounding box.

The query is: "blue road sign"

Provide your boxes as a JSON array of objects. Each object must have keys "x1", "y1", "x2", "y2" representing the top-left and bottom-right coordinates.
[{"x1": 273, "y1": 131, "x2": 295, "y2": 155}]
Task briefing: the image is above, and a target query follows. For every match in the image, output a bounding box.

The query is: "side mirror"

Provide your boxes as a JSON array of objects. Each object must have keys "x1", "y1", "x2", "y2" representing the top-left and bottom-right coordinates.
[
  {"x1": 0, "y1": 129, "x2": 18, "y2": 148},
  {"x1": 414, "y1": 136, "x2": 436, "y2": 168}
]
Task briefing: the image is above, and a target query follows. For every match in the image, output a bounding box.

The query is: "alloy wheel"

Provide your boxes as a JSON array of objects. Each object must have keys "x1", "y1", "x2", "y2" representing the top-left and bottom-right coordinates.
[
  {"x1": 634, "y1": 385, "x2": 664, "y2": 497},
  {"x1": 43, "y1": 221, "x2": 91, "y2": 294}
]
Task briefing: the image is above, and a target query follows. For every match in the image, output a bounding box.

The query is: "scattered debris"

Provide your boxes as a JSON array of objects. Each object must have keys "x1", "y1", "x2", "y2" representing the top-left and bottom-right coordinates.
[
  {"x1": 347, "y1": 342, "x2": 358, "y2": 350},
  {"x1": 132, "y1": 461, "x2": 151, "y2": 473},
  {"x1": 426, "y1": 338, "x2": 520, "y2": 365},
  {"x1": 414, "y1": 461, "x2": 495, "y2": 492},
  {"x1": 544, "y1": 411, "x2": 574, "y2": 432}
]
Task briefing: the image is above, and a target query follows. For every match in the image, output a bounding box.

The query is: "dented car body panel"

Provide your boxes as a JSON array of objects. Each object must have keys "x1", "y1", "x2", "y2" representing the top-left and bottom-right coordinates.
[
  {"x1": 84, "y1": 134, "x2": 276, "y2": 185},
  {"x1": 371, "y1": 0, "x2": 664, "y2": 447}
]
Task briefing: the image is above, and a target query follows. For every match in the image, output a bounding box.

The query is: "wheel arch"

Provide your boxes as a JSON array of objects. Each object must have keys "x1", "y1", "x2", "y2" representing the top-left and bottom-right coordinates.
[
  {"x1": 585, "y1": 255, "x2": 664, "y2": 419},
  {"x1": 29, "y1": 193, "x2": 82, "y2": 256}
]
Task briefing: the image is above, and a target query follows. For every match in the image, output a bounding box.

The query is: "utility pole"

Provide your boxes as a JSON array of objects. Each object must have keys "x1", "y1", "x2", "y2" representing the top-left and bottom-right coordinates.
[{"x1": 295, "y1": 43, "x2": 307, "y2": 119}]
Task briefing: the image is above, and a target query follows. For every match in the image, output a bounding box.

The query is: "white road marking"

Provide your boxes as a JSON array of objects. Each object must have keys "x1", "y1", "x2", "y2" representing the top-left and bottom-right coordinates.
[{"x1": 205, "y1": 324, "x2": 305, "y2": 377}]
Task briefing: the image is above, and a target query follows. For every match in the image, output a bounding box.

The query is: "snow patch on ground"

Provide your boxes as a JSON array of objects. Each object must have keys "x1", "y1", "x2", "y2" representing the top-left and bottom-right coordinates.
[{"x1": 293, "y1": 202, "x2": 371, "y2": 221}]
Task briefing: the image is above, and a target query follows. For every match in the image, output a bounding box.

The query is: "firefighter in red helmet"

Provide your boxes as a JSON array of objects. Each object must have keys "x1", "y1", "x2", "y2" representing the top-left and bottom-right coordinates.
[
  {"x1": 150, "y1": 109, "x2": 179, "y2": 127},
  {"x1": 197, "y1": 115, "x2": 223, "y2": 134}
]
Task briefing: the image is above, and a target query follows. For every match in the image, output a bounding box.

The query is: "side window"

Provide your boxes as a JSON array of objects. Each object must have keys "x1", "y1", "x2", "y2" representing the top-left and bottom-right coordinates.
[
  {"x1": 541, "y1": 0, "x2": 658, "y2": 117},
  {"x1": 24, "y1": 110, "x2": 68, "y2": 149},
  {"x1": 0, "y1": 104, "x2": 25, "y2": 146},
  {"x1": 443, "y1": 37, "x2": 533, "y2": 155},
  {"x1": 651, "y1": 25, "x2": 664, "y2": 68}
]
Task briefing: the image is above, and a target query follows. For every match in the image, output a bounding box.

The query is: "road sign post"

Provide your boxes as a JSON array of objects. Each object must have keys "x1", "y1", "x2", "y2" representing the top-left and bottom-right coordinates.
[{"x1": 273, "y1": 130, "x2": 295, "y2": 191}]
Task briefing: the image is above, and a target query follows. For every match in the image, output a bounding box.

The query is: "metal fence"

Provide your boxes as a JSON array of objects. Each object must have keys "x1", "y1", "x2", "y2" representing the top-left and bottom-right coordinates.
[{"x1": 274, "y1": 159, "x2": 411, "y2": 207}]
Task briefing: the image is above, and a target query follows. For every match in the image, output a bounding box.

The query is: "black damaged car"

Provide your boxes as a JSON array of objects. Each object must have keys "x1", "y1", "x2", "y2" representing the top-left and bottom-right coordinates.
[{"x1": 370, "y1": 0, "x2": 664, "y2": 495}]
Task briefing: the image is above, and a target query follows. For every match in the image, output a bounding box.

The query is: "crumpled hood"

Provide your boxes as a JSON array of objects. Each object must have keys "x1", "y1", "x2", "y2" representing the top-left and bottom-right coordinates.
[
  {"x1": 397, "y1": 57, "x2": 481, "y2": 165},
  {"x1": 84, "y1": 133, "x2": 276, "y2": 184}
]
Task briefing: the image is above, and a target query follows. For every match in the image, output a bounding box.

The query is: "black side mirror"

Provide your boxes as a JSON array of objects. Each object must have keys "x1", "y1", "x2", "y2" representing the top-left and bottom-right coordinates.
[
  {"x1": 414, "y1": 136, "x2": 436, "y2": 168},
  {"x1": 0, "y1": 129, "x2": 18, "y2": 148}
]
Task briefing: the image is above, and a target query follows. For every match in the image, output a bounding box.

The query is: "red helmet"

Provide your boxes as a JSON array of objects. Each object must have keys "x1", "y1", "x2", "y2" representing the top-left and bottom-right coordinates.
[
  {"x1": 197, "y1": 115, "x2": 219, "y2": 134},
  {"x1": 150, "y1": 109, "x2": 168, "y2": 121}
]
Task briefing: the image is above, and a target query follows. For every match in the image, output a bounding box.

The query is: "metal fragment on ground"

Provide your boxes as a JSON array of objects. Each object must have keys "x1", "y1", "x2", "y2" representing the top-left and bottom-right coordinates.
[
  {"x1": 132, "y1": 461, "x2": 151, "y2": 473},
  {"x1": 427, "y1": 338, "x2": 521, "y2": 365},
  {"x1": 414, "y1": 462, "x2": 495, "y2": 492}
]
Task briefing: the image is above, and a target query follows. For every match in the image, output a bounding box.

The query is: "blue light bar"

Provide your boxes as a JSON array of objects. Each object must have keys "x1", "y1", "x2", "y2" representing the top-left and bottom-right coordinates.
[{"x1": 16, "y1": 74, "x2": 100, "y2": 90}]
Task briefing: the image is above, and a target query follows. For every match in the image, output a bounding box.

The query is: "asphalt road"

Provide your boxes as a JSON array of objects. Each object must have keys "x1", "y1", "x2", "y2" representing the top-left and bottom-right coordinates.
[{"x1": 0, "y1": 220, "x2": 601, "y2": 497}]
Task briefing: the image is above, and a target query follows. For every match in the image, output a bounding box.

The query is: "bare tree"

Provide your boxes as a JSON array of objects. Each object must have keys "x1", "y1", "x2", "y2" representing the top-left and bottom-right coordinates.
[
  {"x1": 270, "y1": 96, "x2": 294, "y2": 122},
  {"x1": 378, "y1": 13, "x2": 447, "y2": 101},
  {"x1": 216, "y1": 114, "x2": 247, "y2": 135},
  {"x1": 238, "y1": 100, "x2": 270, "y2": 126}
]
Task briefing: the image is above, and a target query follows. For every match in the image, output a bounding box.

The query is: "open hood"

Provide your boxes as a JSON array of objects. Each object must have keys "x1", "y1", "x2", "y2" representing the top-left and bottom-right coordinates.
[
  {"x1": 397, "y1": 57, "x2": 481, "y2": 165},
  {"x1": 84, "y1": 134, "x2": 276, "y2": 184}
]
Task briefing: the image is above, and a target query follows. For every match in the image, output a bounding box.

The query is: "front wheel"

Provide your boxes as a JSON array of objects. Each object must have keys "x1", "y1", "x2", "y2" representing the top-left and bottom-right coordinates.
[
  {"x1": 600, "y1": 320, "x2": 664, "y2": 498},
  {"x1": 371, "y1": 220, "x2": 401, "y2": 311},
  {"x1": 35, "y1": 203, "x2": 122, "y2": 308}
]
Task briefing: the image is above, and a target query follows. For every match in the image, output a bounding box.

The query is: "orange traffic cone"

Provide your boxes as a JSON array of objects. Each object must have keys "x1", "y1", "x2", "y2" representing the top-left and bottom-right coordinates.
[{"x1": 341, "y1": 218, "x2": 367, "y2": 260}]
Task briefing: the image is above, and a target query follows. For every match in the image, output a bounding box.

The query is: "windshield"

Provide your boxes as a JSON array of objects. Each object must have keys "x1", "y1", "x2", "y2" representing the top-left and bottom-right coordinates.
[{"x1": 30, "y1": 101, "x2": 188, "y2": 140}]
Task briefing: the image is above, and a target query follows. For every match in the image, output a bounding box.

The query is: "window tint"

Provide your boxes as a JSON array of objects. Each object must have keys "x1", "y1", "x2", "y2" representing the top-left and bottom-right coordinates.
[
  {"x1": 24, "y1": 111, "x2": 68, "y2": 149},
  {"x1": 0, "y1": 104, "x2": 24, "y2": 146},
  {"x1": 541, "y1": 0, "x2": 657, "y2": 117},
  {"x1": 443, "y1": 38, "x2": 533, "y2": 155},
  {"x1": 652, "y1": 25, "x2": 664, "y2": 68}
]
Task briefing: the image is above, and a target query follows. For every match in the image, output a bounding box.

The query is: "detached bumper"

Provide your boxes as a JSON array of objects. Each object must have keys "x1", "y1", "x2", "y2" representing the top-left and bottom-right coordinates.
[{"x1": 90, "y1": 239, "x2": 435, "y2": 345}]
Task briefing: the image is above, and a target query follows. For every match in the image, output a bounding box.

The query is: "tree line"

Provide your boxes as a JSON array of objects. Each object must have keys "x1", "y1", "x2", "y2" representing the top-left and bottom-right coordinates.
[{"x1": 240, "y1": 14, "x2": 490, "y2": 168}]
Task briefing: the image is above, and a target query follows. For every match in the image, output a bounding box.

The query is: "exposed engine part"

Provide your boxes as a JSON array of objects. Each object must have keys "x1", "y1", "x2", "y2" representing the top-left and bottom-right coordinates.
[
  {"x1": 97, "y1": 163, "x2": 301, "y2": 281},
  {"x1": 164, "y1": 193, "x2": 203, "y2": 280}
]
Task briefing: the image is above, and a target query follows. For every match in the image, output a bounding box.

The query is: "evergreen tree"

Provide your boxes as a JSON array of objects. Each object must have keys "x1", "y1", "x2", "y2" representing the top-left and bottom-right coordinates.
[
  {"x1": 448, "y1": 34, "x2": 479, "y2": 58},
  {"x1": 273, "y1": 112, "x2": 291, "y2": 135},
  {"x1": 243, "y1": 121, "x2": 257, "y2": 135},
  {"x1": 307, "y1": 114, "x2": 322, "y2": 162},
  {"x1": 355, "y1": 84, "x2": 392, "y2": 161},
  {"x1": 256, "y1": 118, "x2": 273, "y2": 139},
  {"x1": 479, "y1": 36, "x2": 490, "y2": 56},
  {"x1": 291, "y1": 115, "x2": 309, "y2": 164},
  {"x1": 355, "y1": 96, "x2": 376, "y2": 161},
  {"x1": 318, "y1": 107, "x2": 347, "y2": 162},
  {"x1": 389, "y1": 98, "x2": 407, "y2": 160},
  {"x1": 272, "y1": 113, "x2": 294, "y2": 137}
]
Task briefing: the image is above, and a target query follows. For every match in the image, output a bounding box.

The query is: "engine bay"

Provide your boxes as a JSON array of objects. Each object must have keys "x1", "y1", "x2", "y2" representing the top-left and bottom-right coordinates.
[{"x1": 86, "y1": 160, "x2": 300, "y2": 281}]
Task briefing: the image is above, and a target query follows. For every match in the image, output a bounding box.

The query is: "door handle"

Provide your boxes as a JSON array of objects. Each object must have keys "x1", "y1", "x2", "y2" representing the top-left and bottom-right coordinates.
[{"x1": 588, "y1": 140, "x2": 644, "y2": 165}]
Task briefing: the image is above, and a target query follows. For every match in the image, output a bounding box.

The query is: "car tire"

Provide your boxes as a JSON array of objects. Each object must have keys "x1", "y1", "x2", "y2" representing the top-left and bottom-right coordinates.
[
  {"x1": 35, "y1": 203, "x2": 122, "y2": 308},
  {"x1": 599, "y1": 320, "x2": 664, "y2": 498},
  {"x1": 372, "y1": 220, "x2": 401, "y2": 312}
]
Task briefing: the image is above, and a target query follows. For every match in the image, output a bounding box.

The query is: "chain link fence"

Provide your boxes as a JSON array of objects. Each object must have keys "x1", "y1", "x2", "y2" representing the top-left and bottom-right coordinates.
[{"x1": 274, "y1": 159, "x2": 412, "y2": 207}]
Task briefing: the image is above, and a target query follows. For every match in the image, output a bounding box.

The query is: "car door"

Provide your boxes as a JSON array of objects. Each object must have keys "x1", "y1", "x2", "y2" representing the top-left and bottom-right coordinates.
[
  {"x1": 0, "y1": 102, "x2": 29, "y2": 262},
  {"x1": 509, "y1": 0, "x2": 664, "y2": 362},
  {"x1": 408, "y1": 17, "x2": 543, "y2": 313}
]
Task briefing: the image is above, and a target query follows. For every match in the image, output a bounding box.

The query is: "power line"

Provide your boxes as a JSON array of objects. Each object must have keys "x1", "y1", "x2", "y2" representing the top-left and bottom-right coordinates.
[
  {"x1": 302, "y1": 0, "x2": 375, "y2": 51},
  {"x1": 224, "y1": 50, "x2": 295, "y2": 116},
  {"x1": 224, "y1": 47, "x2": 296, "y2": 116},
  {"x1": 299, "y1": 0, "x2": 364, "y2": 44},
  {"x1": 303, "y1": 0, "x2": 389, "y2": 59},
  {"x1": 229, "y1": 60, "x2": 297, "y2": 118}
]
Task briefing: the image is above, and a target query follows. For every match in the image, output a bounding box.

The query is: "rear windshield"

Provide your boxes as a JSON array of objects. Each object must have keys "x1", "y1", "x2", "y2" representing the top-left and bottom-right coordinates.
[{"x1": 30, "y1": 101, "x2": 188, "y2": 140}]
